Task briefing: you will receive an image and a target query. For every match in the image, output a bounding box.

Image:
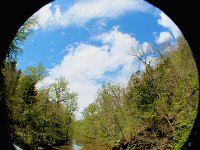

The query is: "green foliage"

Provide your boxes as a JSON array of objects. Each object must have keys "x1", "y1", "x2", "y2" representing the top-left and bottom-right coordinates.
[
  {"x1": 5, "y1": 34, "x2": 198, "y2": 149},
  {"x1": 8, "y1": 17, "x2": 37, "y2": 61},
  {"x1": 24, "y1": 63, "x2": 48, "y2": 82},
  {"x1": 4, "y1": 15, "x2": 80, "y2": 148},
  {"x1": 75, "y1": 37, "x2": 199, "y2": 149},
  {"x1": 5, "y1": 64, "x2": 78, "y2": 149}
]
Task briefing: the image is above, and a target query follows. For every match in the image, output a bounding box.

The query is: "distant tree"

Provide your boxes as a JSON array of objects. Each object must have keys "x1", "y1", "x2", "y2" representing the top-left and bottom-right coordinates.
[
  {"x1": 49, "y1": 77, "x2": 78, "y2": 142},
  {"x1": 76, "y1": 36, "x2": 199, "y2": 150}
]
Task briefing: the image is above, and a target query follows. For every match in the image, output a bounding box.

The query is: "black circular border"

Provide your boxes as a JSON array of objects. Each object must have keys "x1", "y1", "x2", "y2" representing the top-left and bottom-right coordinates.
[{"x1": 0, "y1": 0, "x2": 199, "y2": 149}]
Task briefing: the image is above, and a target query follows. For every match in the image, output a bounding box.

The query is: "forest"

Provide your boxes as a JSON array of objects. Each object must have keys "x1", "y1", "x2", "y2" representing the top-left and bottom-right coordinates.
[
  {"x1": 73, "y1": 37, "x2": 199, "y2": 149},
  {"x1": 3, "y1": 18, "x2": 199, "y2": 149}
]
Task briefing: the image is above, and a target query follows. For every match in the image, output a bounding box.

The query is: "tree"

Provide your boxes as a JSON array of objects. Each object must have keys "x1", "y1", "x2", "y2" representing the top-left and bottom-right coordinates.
[
  {"x1": 0, "y1": 16, "x2": 38, "y2": 148},
  {"x1": 47, "y1": 77, "x2": 78, "y2": 143},
  {"x1": 9, "y1": 64, "x2": 48, "y2": 148},
  {"x1": 76, "y1": 36, "x2": 199, "y2": 150},
  {"x1": 25, "y1": 63, "x2": 48, "y2": 82},
  {"x1": 7, "y1": 17, "x2": 37, "y2": 61}
]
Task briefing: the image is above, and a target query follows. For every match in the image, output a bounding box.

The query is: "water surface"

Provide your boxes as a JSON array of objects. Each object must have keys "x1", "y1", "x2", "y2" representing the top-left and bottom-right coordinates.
[{"x1": 53, "y1": 142, "x2": 112, "y2": 150}]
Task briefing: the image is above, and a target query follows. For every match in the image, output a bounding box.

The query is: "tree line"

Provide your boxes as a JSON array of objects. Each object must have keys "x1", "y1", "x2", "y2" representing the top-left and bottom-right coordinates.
[
  {"x1": 3, "y1": 18, "x2": 78, "y2": 149},
  {"x1": 4, "y1": 62, "x2": 78, "y2": 149},
  {"x1": 73, "y1": 37, "x2": 199, "y2": 149},
  {"x1": 3, "y1": 17, "x2": 199, "y2": 149}
]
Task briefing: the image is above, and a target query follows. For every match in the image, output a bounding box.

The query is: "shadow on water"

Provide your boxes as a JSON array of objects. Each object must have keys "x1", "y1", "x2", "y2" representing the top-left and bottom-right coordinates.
[{"x1": 53, "y1": 141, "x2": 112, "y2": 150}]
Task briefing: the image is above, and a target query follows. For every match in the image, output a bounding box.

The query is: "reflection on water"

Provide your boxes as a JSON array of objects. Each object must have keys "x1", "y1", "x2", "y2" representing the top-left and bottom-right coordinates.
[
  {"x1": 53, "y1": 141, "x2": 112, "y2": 150},
  {"x1": 73, "y1": 142, "x2": 82, "y2": 150}
]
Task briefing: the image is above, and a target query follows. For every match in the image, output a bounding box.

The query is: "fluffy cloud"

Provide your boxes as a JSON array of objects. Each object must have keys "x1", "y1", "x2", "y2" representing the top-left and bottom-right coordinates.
[
  {"x1": 158, "y1": 12, "x2": 182, "y2": 38},
  {"x1": 34, "y1": 3, "x2": 62, "y2": 29},
  {"x1": 39, "y1": 27, "x2": 150, "y2": 119},
  {"x1": 156, "y1": 31, "x2": 173, "y2": 43},
  {"x1": 34, "y1": 0, "x2": 151, "y2": 29}
]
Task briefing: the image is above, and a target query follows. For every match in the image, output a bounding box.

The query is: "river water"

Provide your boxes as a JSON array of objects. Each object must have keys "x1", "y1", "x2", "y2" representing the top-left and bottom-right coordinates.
[{"x1": 53, "y1": 141, "x2": 112, "y2": 150}]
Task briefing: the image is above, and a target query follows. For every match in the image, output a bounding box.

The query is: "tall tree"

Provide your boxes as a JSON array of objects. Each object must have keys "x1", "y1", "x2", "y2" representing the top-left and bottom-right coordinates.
[{"x1": 48, "y1": 77, "x2": 78, "y2": 142}]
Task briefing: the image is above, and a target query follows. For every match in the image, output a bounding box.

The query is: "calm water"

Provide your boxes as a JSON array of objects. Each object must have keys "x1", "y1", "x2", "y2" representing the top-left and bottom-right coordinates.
[{"x1": 53, "y1": 141, "x2": 112, "y2": 150}]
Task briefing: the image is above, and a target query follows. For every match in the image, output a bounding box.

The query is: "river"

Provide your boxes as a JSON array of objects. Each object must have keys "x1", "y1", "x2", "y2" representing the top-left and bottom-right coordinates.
[{"x1": 52, "y1": 141, "x2": 112, "y2": 150}]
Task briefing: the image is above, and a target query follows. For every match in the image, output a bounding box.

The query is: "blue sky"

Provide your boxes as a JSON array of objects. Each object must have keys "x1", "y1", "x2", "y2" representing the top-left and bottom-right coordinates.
[{"x1": 17, "y1": 0, "x2": 182, "y2": 119}]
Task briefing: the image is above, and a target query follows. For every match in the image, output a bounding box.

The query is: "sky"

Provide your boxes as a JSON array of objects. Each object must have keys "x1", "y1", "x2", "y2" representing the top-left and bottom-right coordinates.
[{"x1": 17, "y1": 0, "x2": 182, "y2": 119}]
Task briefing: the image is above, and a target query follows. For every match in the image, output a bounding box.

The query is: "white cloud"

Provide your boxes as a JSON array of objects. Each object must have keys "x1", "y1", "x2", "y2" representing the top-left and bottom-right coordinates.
[
  {"x1": 39, "y1": 27, "x2": 151, "y2": 119},
  {"x1": 35, "y1": 0, "x2": 151, "y2": 30},
  {"x1": 142, "y1": 42, "x2": 152, "y2": 53},
  {"x1": 156, "y1": 31, "x2": 173, "y2": 43},
  {"x1": 34, "y1": 3, "x2": 54, "y2": 28},
  {"x1": 158, "y1": 12, "x2": 182, "y2": 38}
]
